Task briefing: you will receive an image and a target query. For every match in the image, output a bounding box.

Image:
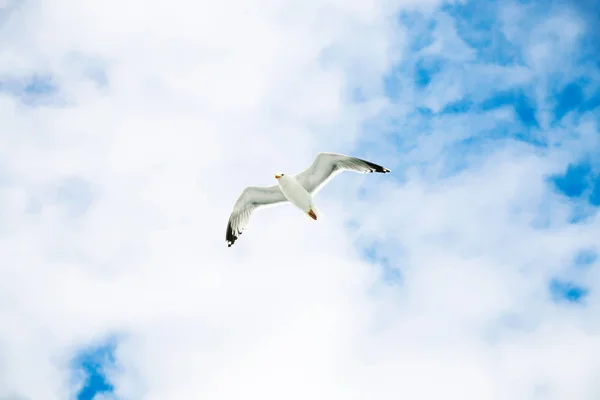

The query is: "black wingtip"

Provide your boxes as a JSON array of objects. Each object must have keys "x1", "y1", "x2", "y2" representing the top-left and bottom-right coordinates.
[
  {"x1": 363, "y1": 159, "x2": 391, "y2": 174},
  {"x1": 226, "y1": 220, "x2": 239, "y2": 247}
]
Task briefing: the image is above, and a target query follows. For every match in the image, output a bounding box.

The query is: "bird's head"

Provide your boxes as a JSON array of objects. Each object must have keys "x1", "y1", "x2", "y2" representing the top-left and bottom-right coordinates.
[{"x1": 274, "y1": 173, "x2": 286, "y2": 180}]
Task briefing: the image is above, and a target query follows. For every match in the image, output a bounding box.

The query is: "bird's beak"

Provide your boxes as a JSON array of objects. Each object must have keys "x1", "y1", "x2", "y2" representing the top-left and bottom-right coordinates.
[{"x1": 275, "y1": 175, "x2": 281, "y2": 179}]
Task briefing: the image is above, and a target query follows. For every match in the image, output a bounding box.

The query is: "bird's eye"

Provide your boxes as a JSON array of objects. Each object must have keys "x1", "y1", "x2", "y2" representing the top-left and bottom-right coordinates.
[{"x1": 281, "y1": 174, "x2": 284, "y2": 176}]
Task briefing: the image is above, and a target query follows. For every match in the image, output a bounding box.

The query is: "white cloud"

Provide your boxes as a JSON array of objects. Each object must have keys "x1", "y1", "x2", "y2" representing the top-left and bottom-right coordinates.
[{"x1": 1, "y1": 0, "x2": 600, "y2": 399}]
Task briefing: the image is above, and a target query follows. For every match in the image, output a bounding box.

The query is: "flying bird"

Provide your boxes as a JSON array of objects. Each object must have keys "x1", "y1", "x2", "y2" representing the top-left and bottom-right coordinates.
[{"x1": 225, "y1": 152, "x2": 391, "y2": 247}]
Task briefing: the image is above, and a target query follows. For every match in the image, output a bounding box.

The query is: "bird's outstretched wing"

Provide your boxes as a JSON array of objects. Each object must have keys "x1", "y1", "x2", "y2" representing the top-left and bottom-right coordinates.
[
  {"x1": 294, "y1": 152, "x2": 391, "y2": 195},
  {"x1": 226, "y1": 185, "x2": 288, "y2": 247}
]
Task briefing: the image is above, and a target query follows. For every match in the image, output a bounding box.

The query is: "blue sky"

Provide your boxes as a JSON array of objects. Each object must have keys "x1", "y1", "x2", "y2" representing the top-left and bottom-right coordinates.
[
  {"x1": 359, "y1": 0, "x2": 599, "y2": 288},
  {"x1": 72, "y1": 340, "x2": 116, "y2": 400},
  {"x1": 2, "y1": 0, "x2": 600, "y2": 398}
]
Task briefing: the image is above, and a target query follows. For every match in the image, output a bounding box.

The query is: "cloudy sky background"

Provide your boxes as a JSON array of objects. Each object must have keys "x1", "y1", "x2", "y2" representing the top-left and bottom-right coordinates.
[{"x1": 1, "y1": 0, "x2": 599, "y2": 398}]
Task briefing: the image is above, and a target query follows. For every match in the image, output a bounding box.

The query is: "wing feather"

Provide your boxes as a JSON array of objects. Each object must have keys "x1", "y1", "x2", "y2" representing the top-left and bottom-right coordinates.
[
  {"x1": 294, "y1": 152, "x2": 390, "y2": 195},
  {"x1": 226, "y1": 185, "x2": 287, "y2": 247}
]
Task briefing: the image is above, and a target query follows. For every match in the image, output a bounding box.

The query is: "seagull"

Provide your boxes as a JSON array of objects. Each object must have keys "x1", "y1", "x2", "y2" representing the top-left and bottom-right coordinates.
[{"x1": 225, "y1": 152, "x2": 391, "y2": 247}]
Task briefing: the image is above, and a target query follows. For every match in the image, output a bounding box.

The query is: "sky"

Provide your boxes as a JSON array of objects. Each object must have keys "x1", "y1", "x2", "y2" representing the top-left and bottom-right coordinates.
[{"x1": 0, "y1": 0, "x2": 599, "y2": 399}]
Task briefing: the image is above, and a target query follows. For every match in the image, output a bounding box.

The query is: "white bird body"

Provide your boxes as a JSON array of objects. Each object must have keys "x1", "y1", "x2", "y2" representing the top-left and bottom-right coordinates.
[
  {"x1": 225, "y1": 152, "x2": 390, "y2": 247},
  {"x1": 276, "y1": 174, "x2": 314, "y2": 214}
]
